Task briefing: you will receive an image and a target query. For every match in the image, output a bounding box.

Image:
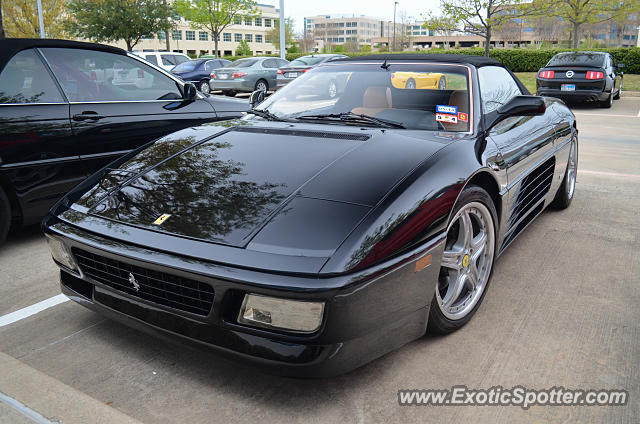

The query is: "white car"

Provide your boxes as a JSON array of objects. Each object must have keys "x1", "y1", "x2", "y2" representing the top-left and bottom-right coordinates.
[{"x1": 131, "y1": 51, "x2": 191, "y2": 72}]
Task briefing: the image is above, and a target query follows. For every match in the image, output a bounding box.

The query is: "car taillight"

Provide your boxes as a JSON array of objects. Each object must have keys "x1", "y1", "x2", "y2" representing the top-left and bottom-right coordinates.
[
  {"x1": 538, "y1": 70, "x2": 555, "y2": 79},
  {"x1": 210, "y1": 72, "x2": 216, "y2": 78},
  {"x1": 302, "y1": 68, "x2": 311, "y2": 73},
  {"x1": 232, "y1": 72, "x2": 247, "y2": 78},
  {"x1": 277, "y1": 69, "x2": 284, "y2": 74},
  {"x1": 586, "y1": 71, "x2": 604, "y2": 80}
]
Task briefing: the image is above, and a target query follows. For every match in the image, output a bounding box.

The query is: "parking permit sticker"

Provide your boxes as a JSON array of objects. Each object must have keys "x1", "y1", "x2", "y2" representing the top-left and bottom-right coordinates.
[
  {"x1": 436, "y1": 105, "x2": 458, "y2": 115},
  {"x1": 436, "y1": 113, "x2": 458, "y2": 124},
  {"x1": 458, "y1": 112, "x2": 468, "y2": 122}
]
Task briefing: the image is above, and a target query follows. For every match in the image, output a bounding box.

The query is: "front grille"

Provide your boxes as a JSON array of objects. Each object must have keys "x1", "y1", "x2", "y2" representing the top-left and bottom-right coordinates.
[{"x1": 73, "y1": 248, "x2": 214, "y2": 316}]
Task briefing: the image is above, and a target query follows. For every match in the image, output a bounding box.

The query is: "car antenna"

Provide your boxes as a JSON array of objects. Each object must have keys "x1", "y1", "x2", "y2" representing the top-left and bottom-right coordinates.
[{"x1": 381, "y1": 58, "x2": 390, "y2": 70}]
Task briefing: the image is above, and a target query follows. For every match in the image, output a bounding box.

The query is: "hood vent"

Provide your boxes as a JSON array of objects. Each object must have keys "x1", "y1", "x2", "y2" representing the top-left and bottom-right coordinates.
[{"x1": 232, "y1": 126, "x2": 371, "y2": 141}]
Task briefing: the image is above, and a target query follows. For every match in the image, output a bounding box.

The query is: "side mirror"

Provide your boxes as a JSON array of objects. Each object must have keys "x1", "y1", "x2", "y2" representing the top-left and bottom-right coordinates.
[
  {"x1": 485, "y1": 95, "x2": 546, "y2": 131},
  {"x1": 249, "y1": 89, "x2": 265, "y2": 108},
  {"x1": 183, "y1": 83, "x2": 197, "y2": 100}
]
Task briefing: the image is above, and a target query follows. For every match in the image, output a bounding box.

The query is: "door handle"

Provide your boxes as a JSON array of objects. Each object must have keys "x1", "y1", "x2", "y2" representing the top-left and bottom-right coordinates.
[{"x1": 73, "y1": 111, "x2": 105, "y2": 121}]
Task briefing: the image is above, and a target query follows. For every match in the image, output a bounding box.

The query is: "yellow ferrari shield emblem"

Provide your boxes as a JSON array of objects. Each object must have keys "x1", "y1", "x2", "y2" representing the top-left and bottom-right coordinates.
[
  {"x1": 153, "y1": 214, "x2": 171, "y2": 225},
  {"x1": 462, "y1": 254, "x2": 470, "y2": 268}
]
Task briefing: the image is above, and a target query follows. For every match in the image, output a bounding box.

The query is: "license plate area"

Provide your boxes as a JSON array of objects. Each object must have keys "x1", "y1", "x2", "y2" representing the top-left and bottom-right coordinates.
[
  {"x1": 286, "y1": 72, "x2": 298, "y2": 78},
  {"x1": 218, "y1": 74, "x2": 228, "y2": 79},
  {"x1": 561, "y1": 84, "x2": 576, "y2": 91}
]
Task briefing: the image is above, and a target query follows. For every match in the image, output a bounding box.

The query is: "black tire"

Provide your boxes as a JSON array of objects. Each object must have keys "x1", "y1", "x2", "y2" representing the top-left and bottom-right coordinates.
[
  {"x1": 614, "y1": 81, "x2": 622, "y2": 100},
  {"x1": 199, "y1": 80, "x2": 210, "y2": 95},
  {"x1": 0, "y1": 186, "x2": 11, "y2": 246},
  {"x1": 551, "y1": 136, "x2": 578, "y2": 210},
  {"x1": 254, "y1": 79, "x2": 268, "y2": 93},
  {"x1": 427, "y1": 185, "x2": 498, "y2": 335},
  {"x1": 405, "y1": 78, "x2": 416, "y2": 89},
  {"x1": 599, "y1": 91, "x2": 612, "y2": 108},
  {"x1": 223, "y1": 90, "x2": 236, "y2": 97}
]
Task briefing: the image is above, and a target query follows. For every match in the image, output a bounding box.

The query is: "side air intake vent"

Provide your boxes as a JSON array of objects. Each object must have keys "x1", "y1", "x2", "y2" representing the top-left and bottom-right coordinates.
[{"x1": 232, "y1": 127, "x2": 370, "y2": 141}]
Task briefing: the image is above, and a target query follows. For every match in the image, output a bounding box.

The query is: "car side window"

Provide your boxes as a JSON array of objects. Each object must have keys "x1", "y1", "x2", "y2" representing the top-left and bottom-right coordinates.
[
  {"x1": 144, "y1": 55, "x2": 158, "y2": 66},
  {"x1": 262, "y1": 59, "x2": 277, "y2": 69},
  {"x1": 478, "y1": 66, "x2": 522, "y2": 114},
  {"x1": 0, "y1": 49, "x2": 64, "y2": 104},
  {"x1": 40, "y1": 48, "x2": 183, "y2": 102},
  {"x1": 174, "y1": 55, "x2": 190, "y2": 64},
  {"x1": 204, "y1": 61, "x2": 214, "y2": 72},
  {"x1": 161, "y1": 55, "x2": 176, "y2": 66}
]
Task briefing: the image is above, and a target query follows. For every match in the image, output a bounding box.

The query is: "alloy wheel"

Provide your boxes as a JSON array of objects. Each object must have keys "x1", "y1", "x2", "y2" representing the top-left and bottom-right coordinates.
[
  {"x1": 566, "y1": 139, "x2": 577, "y2": 199},
  {"x1": 200, "y1": 81, "x2": 210, "y2": 95},
  {"x1": 328, "y1": 81, "x2": 338, "y2": 98},
  {"x1": 256, "y1": 81, "x2": 267, "y2": 92},
  {"x1": 437, "y1": 201, "x2": 495, "y2": 320},
  {"x1": 438, "y1": 77, "x2": 446, "y2": 90}
]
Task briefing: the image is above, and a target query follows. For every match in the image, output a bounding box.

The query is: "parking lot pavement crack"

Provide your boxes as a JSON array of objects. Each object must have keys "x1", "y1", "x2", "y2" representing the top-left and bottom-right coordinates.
[{"x1": 17, "y1": 319, "x2": 107, "y2": 360}]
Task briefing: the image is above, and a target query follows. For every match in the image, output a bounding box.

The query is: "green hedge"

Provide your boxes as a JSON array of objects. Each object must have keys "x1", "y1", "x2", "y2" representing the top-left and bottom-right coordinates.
[{"x1": 216, "y1": 47, "x2": 640, "y2": 74}]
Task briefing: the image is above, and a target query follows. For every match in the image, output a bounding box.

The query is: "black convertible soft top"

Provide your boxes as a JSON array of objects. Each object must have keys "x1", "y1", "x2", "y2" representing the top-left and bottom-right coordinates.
[
  {"x1": 336, "y1": 53, "x2": 503, "y2": 67},
  {"x1": 0, "y1": 38, "x2": 126, "y2": 72}
]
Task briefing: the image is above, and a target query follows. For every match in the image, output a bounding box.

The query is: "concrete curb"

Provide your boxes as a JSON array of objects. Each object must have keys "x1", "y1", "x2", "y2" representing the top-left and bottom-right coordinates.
[{"x1": 0, "y1": 352, "x2": 141, "y2": 424}]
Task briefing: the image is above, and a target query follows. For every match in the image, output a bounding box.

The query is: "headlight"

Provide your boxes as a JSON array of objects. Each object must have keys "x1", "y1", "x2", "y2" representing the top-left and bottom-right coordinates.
[
  {"x1": 238, "y1": 294, "x2": 324, "y2": 333},
  {"x1": 45, "y1": 235, "x2": 77, "y2": 272}
]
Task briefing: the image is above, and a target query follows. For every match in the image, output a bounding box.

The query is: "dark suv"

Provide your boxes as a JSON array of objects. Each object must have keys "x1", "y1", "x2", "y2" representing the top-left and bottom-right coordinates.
[{"x1": 0, "y1": 39, "x2": 248, "y2": 244}]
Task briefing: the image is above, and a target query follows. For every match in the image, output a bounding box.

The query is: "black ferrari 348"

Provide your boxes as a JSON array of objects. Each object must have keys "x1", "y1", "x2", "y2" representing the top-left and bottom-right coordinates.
[{"x1": 44, "y1": 54, "x2": 578, "y2": 377}]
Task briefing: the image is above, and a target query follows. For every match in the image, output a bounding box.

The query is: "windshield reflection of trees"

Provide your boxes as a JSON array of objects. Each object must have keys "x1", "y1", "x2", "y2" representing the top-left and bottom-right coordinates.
[{"x1": 97, "y1": 136, "x2": 286, "y2": 242}]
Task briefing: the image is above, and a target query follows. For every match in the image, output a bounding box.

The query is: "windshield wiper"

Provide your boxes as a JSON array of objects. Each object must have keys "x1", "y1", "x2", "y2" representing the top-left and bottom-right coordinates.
[
  {"x1": 247, "y1": 109, "x2": 290, "y2": 122},
  {"x1": 296, "y1": 112, "x2": 406, "y2": 129}
]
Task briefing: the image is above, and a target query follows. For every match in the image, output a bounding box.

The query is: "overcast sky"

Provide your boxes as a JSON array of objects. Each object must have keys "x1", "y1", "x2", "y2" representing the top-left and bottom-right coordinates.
[{"x1": 266, "y1": 0, "x2": 443, "y2": 33}]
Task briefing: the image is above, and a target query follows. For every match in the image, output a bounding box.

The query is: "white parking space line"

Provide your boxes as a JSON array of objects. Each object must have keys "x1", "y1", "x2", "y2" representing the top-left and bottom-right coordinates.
[
  {"x1": 573, "y1": 112, "x2": 639, "y2": 118},
  {"x1": 0, "y1": 294, "x2": 68, "y2": 328},
  {"x1": 579, "y1": 169, "x2": 640, "y2": 179},
  {"x1": 0, "y1": 392, "x2": 56, "y2": 424}
]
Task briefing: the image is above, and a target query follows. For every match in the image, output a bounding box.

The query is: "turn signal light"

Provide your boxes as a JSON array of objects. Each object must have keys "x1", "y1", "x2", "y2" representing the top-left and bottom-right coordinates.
[
  {"x1": 238, "y1": 294, "x2": 324, "y2": 333},
  {"x1": 538, "y1": 70, "x2": 555, "y2": 79},
  {"x1": 586, "y1": 71, "x2": 604, "y2": 80},
  {"x1": 232, "y1": 72, "x2": 247, "y2": 78},
  {"x1": 210, "y1": 72, "x2": 216, "y2": 78}
]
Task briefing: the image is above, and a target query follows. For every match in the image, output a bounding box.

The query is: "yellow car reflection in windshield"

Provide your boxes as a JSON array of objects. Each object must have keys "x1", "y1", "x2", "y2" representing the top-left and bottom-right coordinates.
[{"x1": 391, "y1": 72, "x2": 447, "y2": 90}]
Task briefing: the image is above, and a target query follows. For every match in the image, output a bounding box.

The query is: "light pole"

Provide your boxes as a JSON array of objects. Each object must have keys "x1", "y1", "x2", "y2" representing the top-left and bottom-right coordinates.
[
  {"x1": 279, "y1": 0, "x2": 285, "y2": 59},
  {"x1": 392, "y1": 1, "x2": 398, "y2": 52},
  {"x1": 36, "y1": 0, "x2": 45, "y2": 38}
]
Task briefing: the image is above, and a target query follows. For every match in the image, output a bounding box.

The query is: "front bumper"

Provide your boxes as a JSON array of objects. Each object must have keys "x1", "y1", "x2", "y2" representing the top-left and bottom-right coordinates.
[
  {"x1": 46, "y1": 218, "x2": 443, "y2": 377},
  {"x1": 209, "y1": 79, "x2": 254, "y2": 93}
]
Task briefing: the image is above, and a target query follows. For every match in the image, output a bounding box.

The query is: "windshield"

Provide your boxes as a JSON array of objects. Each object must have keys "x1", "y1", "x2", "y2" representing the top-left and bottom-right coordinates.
[
  {"x1": 225, "y1": 59, "x2": 257, "y2": 68},
  {"x1": 547, "y1": 53, "x2": 605, "y2": 68},
  {"x1": 289, "y1": 56, "x2": 327, "y2": 67},
  {"x1": 172, "y1": 61, "x2": 200, "y2": 72},
  {"x1": 255, "y1": 63, "x2": 471, "y2": 132}
]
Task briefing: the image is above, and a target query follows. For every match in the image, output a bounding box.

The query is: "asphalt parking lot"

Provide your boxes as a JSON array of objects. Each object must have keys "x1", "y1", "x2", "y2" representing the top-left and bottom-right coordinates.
[{"x1": 1, "y1": 96, "x2": 639, "y2": 424}]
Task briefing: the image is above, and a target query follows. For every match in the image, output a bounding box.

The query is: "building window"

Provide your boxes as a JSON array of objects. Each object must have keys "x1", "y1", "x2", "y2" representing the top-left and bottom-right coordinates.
[
  {"x1": 212, "y1": 33, "x2": 220, "y2": 41},
  {"x1": 245, "y1": 33, "x2": 252, "y2": 42},
  {"x1": 255, "y1": 34, "x2": 263, "y2": 43},
  {"x1": 141, "y1": 34, "x2": 154, "y2": 39},
  {"x1": 234, "y1": 33, "x2": 242, "y2": 42},
  {"x1": 199, "y1": 31, "x2": 208, "y2": 41},
  {"x1": 265, "y1": 19, "x2": 272, "y2": 27},
  {"x1": 185, "y1": 30, "x2": 195, "y2": 40},
  {"x1": 157, "y1": 31, "x2": 166, "y2": 40},
  {"x1": 223, "y1": 33, "x2": 231, "y2": 42},
  {"x1": 245, "y1": 17, "x2": 252, "y2": 26},
  {"x1": 255, "y1": 18, "x2": 262, "y2": 26},
  {"x1": 172, "y1": 30, "x2": 182, "y2": 40}
]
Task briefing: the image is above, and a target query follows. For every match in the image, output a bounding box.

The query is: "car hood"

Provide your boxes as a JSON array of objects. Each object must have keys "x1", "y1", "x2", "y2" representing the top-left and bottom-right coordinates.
[{"x1": 78, "y1": 121, "x2": 448, "y2": 255}]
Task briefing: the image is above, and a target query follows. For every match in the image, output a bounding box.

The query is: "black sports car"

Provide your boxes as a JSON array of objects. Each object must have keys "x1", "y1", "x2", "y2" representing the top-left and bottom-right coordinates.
[
  {"x1": 0, "y1": 38, "x2": 247, "y2": 244},
  {"x1": 536, "y1": 51, "x2": 624, "y2": 108},
  {"x1": 43, "y1": 54, "x2": 578, "y2": 377}
]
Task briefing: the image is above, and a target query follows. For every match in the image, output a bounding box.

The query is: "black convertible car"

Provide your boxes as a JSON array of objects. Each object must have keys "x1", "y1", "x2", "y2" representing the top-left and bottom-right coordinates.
[
  {"x1": 536, "y1": 51, "x2": 623, "y2": 108},
  {"x1": 43, "y1": 54, "x2": 578, "y2": 377},
  {"x1": 0, "y1": 39, "x2": 247, "y2": 244}
]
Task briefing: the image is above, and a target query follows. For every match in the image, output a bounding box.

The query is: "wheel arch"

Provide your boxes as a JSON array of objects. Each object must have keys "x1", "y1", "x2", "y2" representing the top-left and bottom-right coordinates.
[{"x1": 463, "y1": 170, "x2": 501, "y2": 225}]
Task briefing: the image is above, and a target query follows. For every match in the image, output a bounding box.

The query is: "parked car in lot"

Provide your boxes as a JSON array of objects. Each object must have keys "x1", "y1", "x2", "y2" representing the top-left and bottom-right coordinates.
[
  {"x1": 210, "y1": 57, "x2": 289, "y2": 96},
  {"x1": 171, "y1": 58, "x2": 231, "y2": 94},
  {"x1": 44, "y1": 53, "x2": 578, "y2": 377},
  {"x1": 0, "y1": 38, "x2": 248, "y2": 244},
  {"x1": 536, "y1": 51, "x2": 623, "y2": 108},
  {"x1": 132, "y1": 51, "x2": 191, "y2": 72},
  {"x1": 276, "y1": 54, "x2": 347, "y2": 89}
]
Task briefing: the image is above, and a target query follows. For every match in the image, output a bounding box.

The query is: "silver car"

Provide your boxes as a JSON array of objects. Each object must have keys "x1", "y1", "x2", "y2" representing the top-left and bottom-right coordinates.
[
  {"x1": 276, "y1": 54, "x2": 348, "y2": 90},
  {"x1": 209, "y1": 57, "x2": 289, "y2": 96}
]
